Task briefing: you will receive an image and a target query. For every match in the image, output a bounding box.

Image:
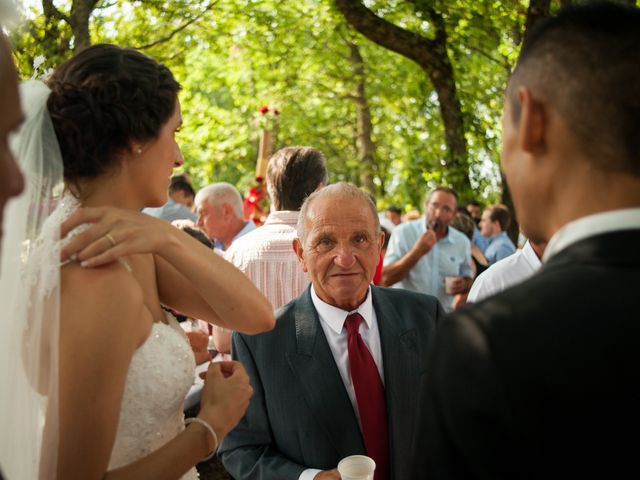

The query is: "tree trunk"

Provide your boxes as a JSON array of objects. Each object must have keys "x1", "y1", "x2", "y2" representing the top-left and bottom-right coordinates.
[
  {"x1": 334, "y1": 0, "x2": 470, "y2": 195},
  {"x1": 70, "y1": 0, "x2": 99, "y2": 52},
  {"x1": 348, "y1": 42, "x2": 377, "y2": 196}
]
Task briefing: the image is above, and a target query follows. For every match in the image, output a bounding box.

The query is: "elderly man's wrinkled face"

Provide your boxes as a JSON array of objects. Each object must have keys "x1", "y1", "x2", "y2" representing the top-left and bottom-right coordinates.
[
  {"x1": 196, "y1": 200, "x2": 225, "y2": 240},
  {"x1": 0, "y1": 35, "x2": 25, "y2": 243},
  {"x1": 294, "y1": 195, "x2": 383, "y2": 311}
]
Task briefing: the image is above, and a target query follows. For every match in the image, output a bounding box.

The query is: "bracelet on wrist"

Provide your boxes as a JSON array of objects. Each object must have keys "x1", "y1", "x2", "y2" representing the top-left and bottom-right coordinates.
[{"x1": 185, "y1": 417, "x2": 218, "y2": 461}]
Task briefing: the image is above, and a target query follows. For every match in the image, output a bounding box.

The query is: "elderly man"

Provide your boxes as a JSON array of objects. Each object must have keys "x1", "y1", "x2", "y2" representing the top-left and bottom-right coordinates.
[
  {"x1": 479, "y1": 204, "x2": 516, "y2": 263},
  {"x1": 219, "y1": 182, "x2": 443, "y2": 480},
  {"x1": 195, "y1": 182, "x2": 255, "y2": 251},
  {"x1": 420, "y1": 3, "x2": 640, "y2": 479},
  {"x1": 382, "y1": 186, "x2": 473, "y2": 312},
  {"x1": 225, "y1": 146, "x2": 327, "y2": 309}
]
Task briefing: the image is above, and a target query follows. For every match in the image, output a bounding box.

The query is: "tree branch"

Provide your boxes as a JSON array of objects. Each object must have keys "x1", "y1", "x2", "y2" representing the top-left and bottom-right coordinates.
[
  {"x1": 135, "y1": 16, "x2": 200, "y2": 50},
  {"x1": 134, "y1": 0, "x2": 218, "y2": 50},
  {"x1": 42, "y1": 0, "x2": 69, "y2": 23},
  {"x1": 333, "y1": 0, "x2": 439, "y2": 69}
]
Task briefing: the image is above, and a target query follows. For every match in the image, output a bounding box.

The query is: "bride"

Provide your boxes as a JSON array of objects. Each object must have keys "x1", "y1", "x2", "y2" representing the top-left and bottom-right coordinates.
[{"x1": 0, "y1": 44, "x2": 275, "y2": 479}]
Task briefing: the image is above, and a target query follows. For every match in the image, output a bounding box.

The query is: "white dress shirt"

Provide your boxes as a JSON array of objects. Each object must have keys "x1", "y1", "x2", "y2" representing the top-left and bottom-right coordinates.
[
  {"x1": 468, "y1": 241, "x2": 541, "y2": 303},
  {"x1": 299, "y1": 285, "x2": 384, "y2": 480},
  {"x1": 543, "y1": 208, "x2": 640, "y2": 262}
]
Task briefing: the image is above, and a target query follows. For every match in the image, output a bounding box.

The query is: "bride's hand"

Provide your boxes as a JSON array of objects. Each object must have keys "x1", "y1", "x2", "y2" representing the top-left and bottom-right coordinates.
[
  {"x1": 199, "y1": 361, "x2": 253, "y2": 441},
  {"x1": 60, "y1": 206, "x2": 174, "y2": 266}
]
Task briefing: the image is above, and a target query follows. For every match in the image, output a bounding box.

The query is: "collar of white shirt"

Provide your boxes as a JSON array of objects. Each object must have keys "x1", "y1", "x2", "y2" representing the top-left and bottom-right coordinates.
[
  {"x1": 522, "y1": 240, "x2": 542, "y2": 270},
  {"x1": 543, "y1": 208, "x2": 640, "y2": 262},
  {"x1": 310, "y1": 285, "x2": 373, "y2": 334}
]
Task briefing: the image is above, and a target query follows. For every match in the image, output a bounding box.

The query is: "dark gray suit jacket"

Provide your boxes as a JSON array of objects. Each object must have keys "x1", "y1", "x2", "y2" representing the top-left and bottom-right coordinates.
[
  {"x1": 219, "y1": 285, "x2": 443, "y2": 480},
  {"x1": 418, "y1": 230, "x2": 640, "y2": 479}
]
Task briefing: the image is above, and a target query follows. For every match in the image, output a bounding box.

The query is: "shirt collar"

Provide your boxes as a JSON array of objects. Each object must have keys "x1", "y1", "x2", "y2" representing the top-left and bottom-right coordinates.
[
  {"x1": 264, "y1": 210, "x2": 300, "y2": 227},
  {"x1": 543, "y1": 208, "x2": 640, "y2": 262},
  {"x1": 522, "y1": 240, "x2": 542, "y2": 269},
  {"x1": 310, "y1": 285, "x2": 374, "y2": 335},
  {"x1": 214, "y1": 221, "x2": 257, "y2": 250}
]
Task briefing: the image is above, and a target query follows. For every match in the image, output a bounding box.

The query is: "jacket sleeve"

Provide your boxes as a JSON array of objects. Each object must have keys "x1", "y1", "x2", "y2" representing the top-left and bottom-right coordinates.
[{"x1": 218, "y1": 332, "x2": 307, "y2": 480}]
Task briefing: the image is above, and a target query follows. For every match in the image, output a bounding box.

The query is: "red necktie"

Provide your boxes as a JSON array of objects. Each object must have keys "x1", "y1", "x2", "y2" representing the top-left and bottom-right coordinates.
[{"x1": 345, "y1": 312, "x2": 389, "y2": 480}]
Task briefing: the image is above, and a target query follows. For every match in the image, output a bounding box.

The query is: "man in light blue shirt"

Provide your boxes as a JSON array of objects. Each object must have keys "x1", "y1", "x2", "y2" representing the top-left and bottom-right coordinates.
[
  {"x1": 480, "y1": 204, "x2": 516, "y2": 263},
  {"x1": 142, "y1": 177, "x2": 197, "y2": 223},
  {"x1": 383, "y1": 187, "x2": 473, "y2": 312}
]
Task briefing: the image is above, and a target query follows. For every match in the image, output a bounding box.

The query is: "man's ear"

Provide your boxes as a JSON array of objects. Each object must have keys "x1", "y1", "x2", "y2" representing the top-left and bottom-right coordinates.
[
  {"x1": 517, "y1": 87, "x2": 547, "y2": 155},
  {"x1": 292, "y1": 238, "x2": 308, "y2": 272},
  {"x1": 376, "y1": 230, "x2": 385, "y2": 256},
  {"x1": 220, "y1": 203, "x2": 233, "y2": 218}
]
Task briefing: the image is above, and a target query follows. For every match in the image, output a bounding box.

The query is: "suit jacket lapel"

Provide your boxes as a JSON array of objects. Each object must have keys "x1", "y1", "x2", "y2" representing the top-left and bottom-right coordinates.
[
  {"x1": 286, "y1": 287, "x2": 365, "y2": 458},
  {"x1": 372, "y1": 287, "x2": 420, "y2": 475}
]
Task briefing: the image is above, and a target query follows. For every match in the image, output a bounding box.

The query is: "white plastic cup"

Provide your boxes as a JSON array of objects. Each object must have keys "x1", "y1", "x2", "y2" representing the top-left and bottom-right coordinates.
[
  {"x1": 445, "y1": 275, "x2": 461, "y2": 294},
  {"x1": 337, "y1": 455, "x2": 376, "y2": 480}
]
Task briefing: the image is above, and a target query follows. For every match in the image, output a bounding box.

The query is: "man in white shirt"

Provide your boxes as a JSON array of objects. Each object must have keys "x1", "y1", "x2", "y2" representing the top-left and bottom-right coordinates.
[
  {"x1": 225, "y1": 146, "x2": 327, "y2": 310},
  {"x1": 194, "y1": 182, "x2": 255, "y2": 251},
  {"x1": 219, "y1": 183, "x2": 443, "y2": 480},
  {"x1": 467, "y1": 240, "x2": 546, "y2": 303},
  {"x1": 419, "y1": 4, "x2": 640, "y2": 479}
]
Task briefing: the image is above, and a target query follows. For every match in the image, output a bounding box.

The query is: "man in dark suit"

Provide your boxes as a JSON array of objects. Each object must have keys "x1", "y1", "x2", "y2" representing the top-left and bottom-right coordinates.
[
  {"x1": 419, "y1": 3, "x2": 640, "y2": 479},
  {"x1": 219, "y1": 182, "x2": 443, "y2": 480}
]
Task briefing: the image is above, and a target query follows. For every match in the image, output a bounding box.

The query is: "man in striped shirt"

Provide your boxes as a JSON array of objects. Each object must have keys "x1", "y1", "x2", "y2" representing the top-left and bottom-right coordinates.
[{"x1": 225, "y1": 146, "x2": 328, "y2": 310}]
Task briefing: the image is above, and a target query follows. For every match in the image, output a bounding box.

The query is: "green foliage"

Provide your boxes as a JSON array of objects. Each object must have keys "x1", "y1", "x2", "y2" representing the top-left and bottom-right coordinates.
[{"x1": 8, "y1": 0, "x2": 530, "y2": 209}]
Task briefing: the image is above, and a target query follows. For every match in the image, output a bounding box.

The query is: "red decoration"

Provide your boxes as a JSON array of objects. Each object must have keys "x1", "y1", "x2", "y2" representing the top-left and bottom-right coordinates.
[{"x1": 243, "y1": 178, "x2": 268, "y2": 226}]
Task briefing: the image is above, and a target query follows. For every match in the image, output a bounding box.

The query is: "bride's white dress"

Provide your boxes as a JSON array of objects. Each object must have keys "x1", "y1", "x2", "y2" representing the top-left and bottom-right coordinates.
[
  {"x1": 53, "y1": 194, "x2": 199, "y2": 479},
  {"x1": 108, "y1": 311, "x2": 198, "y2": 479}
]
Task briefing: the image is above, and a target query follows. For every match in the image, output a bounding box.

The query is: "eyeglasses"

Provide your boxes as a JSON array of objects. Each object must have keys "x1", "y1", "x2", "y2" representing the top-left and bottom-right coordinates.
[{"x1": 427, "y1": 202, "x2": 454, "y2": 215}]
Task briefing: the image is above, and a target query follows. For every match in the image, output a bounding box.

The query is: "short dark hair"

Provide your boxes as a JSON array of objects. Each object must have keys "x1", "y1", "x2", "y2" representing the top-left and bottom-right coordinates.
[
  {"x1": 486, "y1": 204, "x2": 511, "y2": 231},
  {"x1": 47, "y1": 44, "x2": 181, "y2": 187},
  {"x1": 266, "y1": 146, "x2": 328, "y2": 211},
  {"x1": 426, "y1": 186, "x2": 458, "y2": 206},
  {"x1": 180, "y1": 225, "x2": 213, "y2": 249},
  {"x1": 508, "y1": 2, "x2": 640, "y2": 176},
  {"x1": 169, "y1": 179, "x2": 195, "y2": 198},
  {"x1": 386, "y1": 205, "x2": 402, "y2": 215}
]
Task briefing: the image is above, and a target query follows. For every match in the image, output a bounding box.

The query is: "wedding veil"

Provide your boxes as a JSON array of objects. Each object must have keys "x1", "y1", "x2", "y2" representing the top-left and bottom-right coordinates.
[{"x1": 0, "y1": 80, "x2": 64, "y2": 479}]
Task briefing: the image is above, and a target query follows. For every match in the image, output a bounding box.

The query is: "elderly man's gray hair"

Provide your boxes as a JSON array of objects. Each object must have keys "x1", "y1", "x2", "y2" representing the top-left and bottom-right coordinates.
[
  {"x1": 195, "y1": 182, "x2": 244, "y2": 219},
  {"x1": 296, "y1": 182, "x2": 380, "y2": 242}
]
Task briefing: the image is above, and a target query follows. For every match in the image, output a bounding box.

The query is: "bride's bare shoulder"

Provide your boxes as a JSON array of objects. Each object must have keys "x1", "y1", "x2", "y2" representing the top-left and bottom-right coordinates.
[{"x1": 60, "y1": 261, "x2": 150, "y2": 344}]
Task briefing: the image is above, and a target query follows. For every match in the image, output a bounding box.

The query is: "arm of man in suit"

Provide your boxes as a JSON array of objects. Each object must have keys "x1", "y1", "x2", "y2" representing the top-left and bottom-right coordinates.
[
  {"x1": 419, "y1": 309, "x2": 521, "y2": 479},
  {"x1": 218, "y1": 333, "x2": 308, "y2": 480}
]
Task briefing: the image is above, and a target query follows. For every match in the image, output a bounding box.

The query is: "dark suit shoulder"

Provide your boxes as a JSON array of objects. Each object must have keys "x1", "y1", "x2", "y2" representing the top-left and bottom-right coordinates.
[{"x1": 372, "y1": 285, "x2": 440, "y2": 310}]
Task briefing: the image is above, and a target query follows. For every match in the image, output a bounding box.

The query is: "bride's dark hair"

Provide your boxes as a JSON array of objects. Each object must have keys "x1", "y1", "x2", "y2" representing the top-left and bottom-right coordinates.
[{"x1": 47, "y1": 44, "x2": 181, "y2": 186}]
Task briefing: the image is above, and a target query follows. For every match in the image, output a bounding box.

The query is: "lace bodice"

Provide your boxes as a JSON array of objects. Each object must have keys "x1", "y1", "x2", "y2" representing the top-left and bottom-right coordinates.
[{"x1": 108, "y1": 311, "x2": 197, "y2": 479}]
